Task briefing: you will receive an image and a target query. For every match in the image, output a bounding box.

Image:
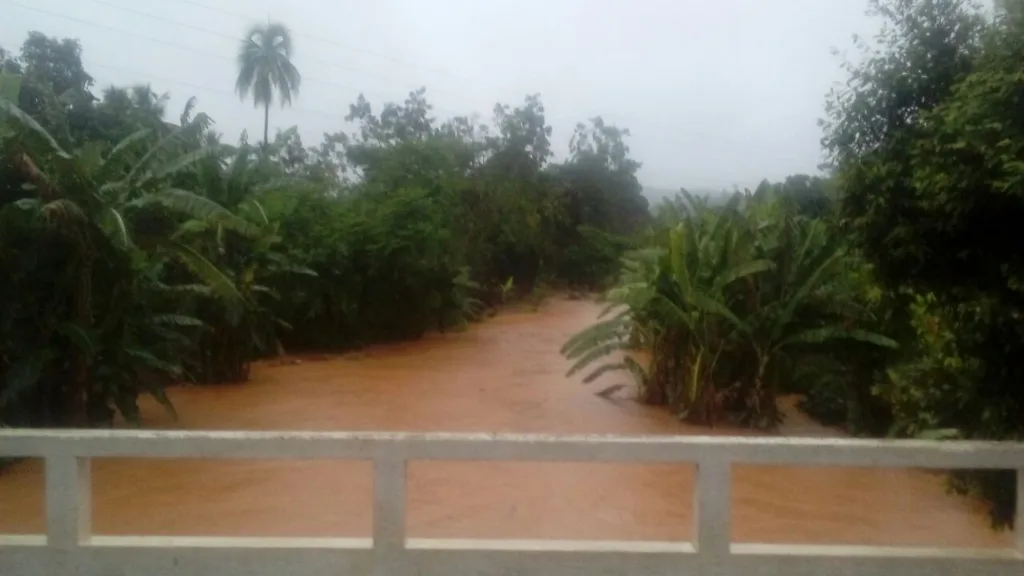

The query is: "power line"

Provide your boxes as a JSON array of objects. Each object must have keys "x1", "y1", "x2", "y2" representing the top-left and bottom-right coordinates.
[
  {"x1": 0, "y1": 40, "x2": 511, "y2": 150},
  {"x1": 4, "y1": 0, "x2": 231, "y2": 64},
  {"x1": 82, "y1": 59, "x2": 350, "y2": 122},
  {"x1": 0, "y1": 33, "x2": 349, "y2": 122},
  {"x1": 77, "y1": 0, "x2": 639, "y2": 130},
  {"x1": 166, "y1": 0, "x2": 642, "y2": 130},
  {"x1": 168, "y1": 0, "x2": 530, "y2": 99},
  {"x1": 2, "y1": 0, "x2": 700, "y2": 152},
  {"x1": 2, "y1": 0, "x2": 471, "y2": 118},
  {"x1": 2, "y1": 38, "x2": 713, "y2": 185},
  {"x1": 84, "y1": 0, "x2": 441, "y2": 97}
]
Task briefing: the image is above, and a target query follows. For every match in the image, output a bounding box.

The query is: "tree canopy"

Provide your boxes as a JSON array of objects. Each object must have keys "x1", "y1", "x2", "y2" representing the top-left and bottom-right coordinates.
[{"x1": 2, "y1": 1, "x2": 1022, "y2": 530}]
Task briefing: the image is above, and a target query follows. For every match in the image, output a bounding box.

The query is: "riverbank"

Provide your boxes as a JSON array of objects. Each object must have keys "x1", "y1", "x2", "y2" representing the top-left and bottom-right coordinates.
[{"x1": 0, "y1": 297, "x2": 1012, "y2": 548}]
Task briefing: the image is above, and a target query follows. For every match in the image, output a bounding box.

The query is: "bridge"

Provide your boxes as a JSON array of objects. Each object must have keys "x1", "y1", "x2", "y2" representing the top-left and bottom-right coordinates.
[{"x1": 0, "y1": 429, "x2": 1022, "y2": 575}]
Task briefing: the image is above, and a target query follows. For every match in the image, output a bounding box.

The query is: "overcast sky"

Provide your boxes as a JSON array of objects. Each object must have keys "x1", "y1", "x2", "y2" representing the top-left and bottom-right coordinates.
[{"x1": 3, "y1": 0, "x2": 882, "y2": 191}]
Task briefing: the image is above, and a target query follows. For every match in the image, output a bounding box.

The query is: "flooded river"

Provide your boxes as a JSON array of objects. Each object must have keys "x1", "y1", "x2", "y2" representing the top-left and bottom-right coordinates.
[{"x1": 0, "y1": 298, "x2": 1013, "y2": 547}]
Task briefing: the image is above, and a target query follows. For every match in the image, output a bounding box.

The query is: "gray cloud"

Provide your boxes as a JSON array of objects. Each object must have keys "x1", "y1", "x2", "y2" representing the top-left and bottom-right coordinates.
[{"x1": 2, "y1": 0, "x2": 878, "y2": 191}]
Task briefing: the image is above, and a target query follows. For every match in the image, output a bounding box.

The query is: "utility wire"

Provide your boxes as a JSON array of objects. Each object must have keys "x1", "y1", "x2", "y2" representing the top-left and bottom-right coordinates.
[
  {"x1": 1, "y1": 0, "x2": 471, "y2": 119},
  {"x1": 38, "y1": 0, "x2": 642, "y2": 130},
  {"x1": 2, "y1": 0, "x2": 699, "y2": 153},
  {"x1": 81, "y1": 59, "x2": 350, "y2": 122},
  {"x1": 167, "y1": 0, "x2": 530, "y2": 99},
  {"x1": 84, "y1": 0, "x2": 564, "y2": 121},
  {"x1": 0, "y1": 32, "x2": 350, "y2": 122},
  {"x1": 1, "y1": 33, "x2": 697, "y2": 188},
  {"x1": 163, "y1": 0, "x2": 641, "y2": 130},
  {"x1": 4, "y1": 0, "x2": 231, "y2": 64},
  {"x1": 84, "y1": 0, "x2": 457, "y2": 99}
]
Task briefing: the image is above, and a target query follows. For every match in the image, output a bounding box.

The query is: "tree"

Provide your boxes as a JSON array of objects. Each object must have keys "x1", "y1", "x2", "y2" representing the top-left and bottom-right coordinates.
[
  {"x1": 488, "y1": 94, "x2": 552, "y2": 173},
  {"x1": 823, "y1": 0, "x2": 1023, "y2": 527},
  {"x1": 822, "y1": 0, "x2": 985, "y2": 288},
  {"x1": 753, "y1": 174, "x2": 834, "y2": 219},
  {"x1": 561, "y1": 190, "x2": 896, "y2": 428},
  {"x1": 235, "y1": 22, "x2": 301, "y2": 148},
  {"x1": 13, "y1": 32, "x2": 95, "y2": 146},
  {"x1": 557, "y1": 117, "x2": 648, "y2": 236},
  {"x1": 0, "y1": 96, "x2": 240, "y2": 426}
]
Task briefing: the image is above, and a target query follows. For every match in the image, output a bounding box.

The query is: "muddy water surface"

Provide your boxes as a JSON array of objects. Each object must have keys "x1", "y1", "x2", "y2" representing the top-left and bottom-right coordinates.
[{"x1": 0, "y1": 298, "x2": 1013, "y2": 547}]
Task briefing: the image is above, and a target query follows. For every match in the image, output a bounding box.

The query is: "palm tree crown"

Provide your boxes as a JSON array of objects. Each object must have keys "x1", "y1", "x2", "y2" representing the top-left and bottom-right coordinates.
[{"x1": 235, "y1": 22, "x2": 301, "y2": 147}]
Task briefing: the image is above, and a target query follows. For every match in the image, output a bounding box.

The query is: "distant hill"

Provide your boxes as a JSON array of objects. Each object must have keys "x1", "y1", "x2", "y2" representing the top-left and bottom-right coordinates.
[{"x1": 643, "y1": 186, "x2": 731, "y2": 206}]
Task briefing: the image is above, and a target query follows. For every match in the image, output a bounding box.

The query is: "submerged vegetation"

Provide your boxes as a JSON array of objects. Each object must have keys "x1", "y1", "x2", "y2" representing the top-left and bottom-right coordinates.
[
  {"x1": 564, "y1": 0, "x2": 1023, "y2": 528},
  {"x1": 1, "y1": 0, "x2": 1021, "y2": 529},
  {"x1": 562, "y1": 188, "x2": 898, "y2": 430},
  {"x1": 0, "y1": 25, "x2": 645, "y2": 429}
]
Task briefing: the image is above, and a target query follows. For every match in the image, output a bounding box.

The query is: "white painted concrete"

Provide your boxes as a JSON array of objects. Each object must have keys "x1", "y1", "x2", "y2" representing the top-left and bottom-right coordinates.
[{"x1": 0, "y1": 429, "x2": 1021, "y2": 575}]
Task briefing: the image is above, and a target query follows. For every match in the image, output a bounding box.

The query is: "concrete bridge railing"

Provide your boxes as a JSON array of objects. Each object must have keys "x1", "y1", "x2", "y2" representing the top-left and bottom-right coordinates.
[{"x1": 0, "y1": 429, "x2": 1022, "y2": 575}]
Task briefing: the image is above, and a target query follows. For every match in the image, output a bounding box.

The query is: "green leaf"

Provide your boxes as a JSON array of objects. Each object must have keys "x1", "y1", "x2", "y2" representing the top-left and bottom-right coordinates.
[
  {"x1": 250, "y1": 285, "x2": 281, "y2": 299},
  {"x1": 159, "y1": 239, "x2": 244, "y2": 315},
  {"x1": 273, "y1": 262, "x2": 318, "y2": 277},
  {"x1": 781, "y1": 326, "x2": 899, "y2": 349},
  {"x1": 917, "y1": 428, "x2": 961, "y2": 440},
  {"x1": 713, "y1": 259, "x2": 776, "y2": 291},
  {"x1": 0, "y1": 350, "x2": 55, "y2": 407},
  {"x1": 142, "y1": 146, "x2": 221, "y2": 185},
  {"x1": 98, "y1": 180, "x2": 130, "y2": 202},
  {"x1": 124, "y1": 349, "x2": 182, "y2": 423},
  {"x1": 125, "y1": 347, "x2": 182, "y2": 376},
  {"x1": 685, "y1": 288, "x2": 751, "y2": 335},
  {"x1": 150, "y1": 314, "x2": 206, "y2": 328},
  {"x1": 12, "y1": 198, "x2": 41, "y2": 211},
  {"x1": 579, "y1": 361, "x2": 630, "y2": 384},
  {"x1": 41, "y1": 199, "x2": 88, "y2": 226},
  {"x1": 100, "y1": 128, "x2": 153, "y2": 178},
  {"x1": 151, "y1": 282, "x2": 213, "y2": 297},
  {"x1": 247, "y1": 199, "x2": 270, "y2": 225},
  {"x1": 566, "y1": 341, "x2": 632, "y2": 379},
  {"x1": 100, "y1": 207, "x2": 130, "y2": 248},
  {"x1": 56, "y1": 322, "x2": 97, "y2": 356},
  {"x1": 560, "y1": 315, "x2": 629, "y2": 357},
  {"x1": 0, "y1": 99, "x2": 71, "y2": 159},
  {"x1": 144, "y1": 380, "x2": 178, "y2": 421},
  {"x1": 172, "y1": 219, "x2": 212, "y2": 239},
  {"x1": 0, "y1": 73, "x2": 23, "y2": 103},
  {"x1": 139, "y1": 188, "x2": 262, "y2": 239},
  {"x1": 123, "y1": 128, "x2": 186, "y2": 185},
  {"x1": 667, "y1": 225, "x2": 691, "y2": 293},
  {"x1": 770, "y1": 251, "x2": 846, "y2": 342}
]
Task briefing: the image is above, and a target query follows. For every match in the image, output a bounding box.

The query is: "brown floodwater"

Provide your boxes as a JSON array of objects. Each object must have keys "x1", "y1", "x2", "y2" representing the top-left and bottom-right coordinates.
[{"x1": 0, "y1": 297, "x2": 1014, "y2": 547}]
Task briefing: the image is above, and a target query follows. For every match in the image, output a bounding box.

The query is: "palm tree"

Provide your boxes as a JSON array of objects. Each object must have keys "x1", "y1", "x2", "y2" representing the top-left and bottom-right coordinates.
[{"x1": 235, "y1": 22, "x2": 301, "y2": 148}]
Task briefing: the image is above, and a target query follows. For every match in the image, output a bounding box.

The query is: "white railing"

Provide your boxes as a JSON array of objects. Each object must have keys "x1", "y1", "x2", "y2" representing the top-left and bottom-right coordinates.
[{"x1": 0, "y1": 429, "x2": 1022, "y2": 576}]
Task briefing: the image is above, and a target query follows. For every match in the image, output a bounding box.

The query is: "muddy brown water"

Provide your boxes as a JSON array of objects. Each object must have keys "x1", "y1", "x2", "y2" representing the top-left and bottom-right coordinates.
[{"x1": 0, "y1": 298, "x2": 1014, "y2": 547}]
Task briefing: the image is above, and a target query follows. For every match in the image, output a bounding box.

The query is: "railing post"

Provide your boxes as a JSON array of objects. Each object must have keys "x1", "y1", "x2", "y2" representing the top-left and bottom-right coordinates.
[
  {"x1": 1016, "y1": 468, "x2": 1023, "y2": 556},
  {"x1": 694, "y1": 459, "x2": 731, "y2": 559},
  {"x1": 373, "y1": 454, "x2": 407, "y2": 575},
  {"x1": 44, "y1": 454, "x2": 91, "y2": 550}
]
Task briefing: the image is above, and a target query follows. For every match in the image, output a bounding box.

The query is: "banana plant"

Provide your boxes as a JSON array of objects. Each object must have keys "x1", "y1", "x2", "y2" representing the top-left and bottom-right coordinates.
[
  {"x1": 0, "y1": 98, "x2": 246, "y2": 425},
  {"x1": 166, "y1": 142, "x2": 317, "y2": 382},
  {"x1": 730, "y1": 199, "x2": 897, "y2": 427},
  {"x1": 562, "y1": 188, "x2": 898, "y2": 430}
]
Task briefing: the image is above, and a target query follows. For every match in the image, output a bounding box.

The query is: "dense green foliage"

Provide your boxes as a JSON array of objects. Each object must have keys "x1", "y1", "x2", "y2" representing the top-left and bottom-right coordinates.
[
  {"x1": 0, "y1": 30, "x2": 646, "y2": 428},
  {"x1": 564, "y1": 0, "x2": 1022, "y2": 528},
  {"x1": 562, "y1": 189, "x2": 897, "y2": 429},
  {"x1": 822, "y1": 0, "x2": 1024, "y2": 526},
  {"x1": 3, "y1": 0, "x2": 1022, "y2": 531}
]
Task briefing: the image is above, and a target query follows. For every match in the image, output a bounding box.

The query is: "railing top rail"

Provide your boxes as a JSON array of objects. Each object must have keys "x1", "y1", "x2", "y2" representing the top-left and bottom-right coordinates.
[{"x1": 1, "y1": 428, "x2": 1022, "y2": 468}]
